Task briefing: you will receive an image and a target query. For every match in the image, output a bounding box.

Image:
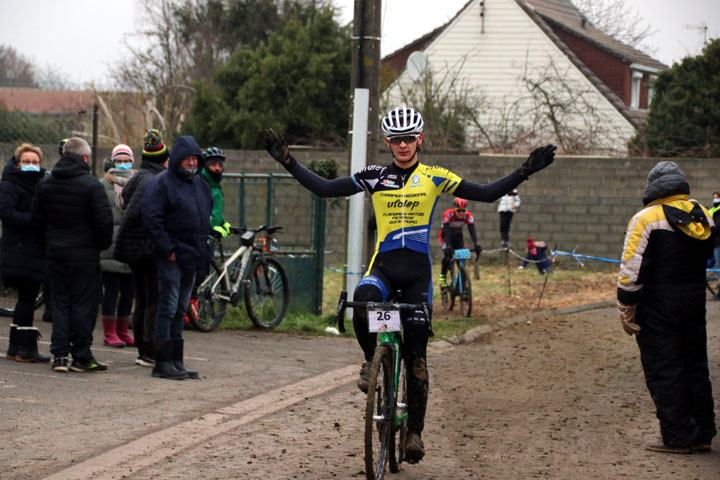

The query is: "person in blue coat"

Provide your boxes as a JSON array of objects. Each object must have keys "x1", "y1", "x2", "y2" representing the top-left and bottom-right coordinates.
[{"x1": 142, "y1": 135, "x2": 211, "y2": 380}]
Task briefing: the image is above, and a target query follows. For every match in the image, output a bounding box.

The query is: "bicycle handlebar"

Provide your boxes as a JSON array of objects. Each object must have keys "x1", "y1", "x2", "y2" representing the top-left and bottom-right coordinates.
[
  {"x1": 332, "y1": 290, "x2": 431, "y2": 335},
  {"x1": 228, "y1": 225, "x2": 283, "y2": 236}
]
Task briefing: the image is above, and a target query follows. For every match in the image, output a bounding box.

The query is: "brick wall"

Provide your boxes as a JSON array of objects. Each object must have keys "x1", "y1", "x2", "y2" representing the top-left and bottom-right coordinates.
[{"x1": 3, "y1": 143, "x2": 717, "y2": 268}]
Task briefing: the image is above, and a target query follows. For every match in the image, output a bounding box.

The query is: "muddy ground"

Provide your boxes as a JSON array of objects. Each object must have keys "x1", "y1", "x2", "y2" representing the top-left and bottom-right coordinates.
[{"x1": 1, "y1": 299, "x2": 718, "y2": 479}]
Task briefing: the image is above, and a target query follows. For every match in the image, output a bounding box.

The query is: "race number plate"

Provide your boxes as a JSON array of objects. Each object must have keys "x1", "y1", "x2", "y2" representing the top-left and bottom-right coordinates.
[
  {"x1": 368, "y1": 310, "x2": 401, "y2": 333},
  {"x1": 454, "y1": 249, "x2": 471, "y2": 259}
]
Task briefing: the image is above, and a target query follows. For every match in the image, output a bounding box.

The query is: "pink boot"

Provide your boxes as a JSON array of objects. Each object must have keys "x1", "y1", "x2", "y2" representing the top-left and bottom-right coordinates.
[
  {"x1": 116, "y1": 317, "x2": 135, "y2": 347},
  {"x1": 103, "y1": 317, "x2": 126, "y2": 348}
]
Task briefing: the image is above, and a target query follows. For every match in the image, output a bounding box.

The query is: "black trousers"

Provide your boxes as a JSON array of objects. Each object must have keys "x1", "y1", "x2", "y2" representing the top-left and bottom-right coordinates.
[
  {"x1": 499, "y1": 211, "x2": 514, "y2": 242},
  {"x1": 636, "y1": 286, "x2": 716, "y2": 446},
  {"x1": 9, "y1": 277, "x2": 41, "y2": 327},
  {"x1": 101, "y1": 271, "x2": 135, "y2": 317},
  {"x1": 47, "y1": 260, "x2": 102, "y2": 361},
  {"x1": 129, "y1": 260, "x2": 159, "y2": 358},
  {"x1": 352, "y1": 249, "x2": 431, "y2": 435}
]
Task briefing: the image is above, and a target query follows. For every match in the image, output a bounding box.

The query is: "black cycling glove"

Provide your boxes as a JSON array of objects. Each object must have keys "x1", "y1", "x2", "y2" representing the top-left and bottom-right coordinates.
[
  {"x1": 518, "y1": 144, "x2": 557, "y2": 180},
  {"x1": 263, "y1": 128, "x2": 293, "y2": 167}
]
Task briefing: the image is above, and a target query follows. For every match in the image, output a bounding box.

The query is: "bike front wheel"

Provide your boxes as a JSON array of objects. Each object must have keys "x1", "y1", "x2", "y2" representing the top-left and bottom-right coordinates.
[
  {"x1": 388, "y1": 353, "x2": 407, "y2": 473},
  {"x1": 192, "y1": 260, "x2": 230, "y2": 332},
  {"x1": 459, "y1": 266, "x2": 472, "y2": 317},
  {"x1": 365, "y1": 345, "x2": 393, "y2": 480},
  {"x1": 244, "y1": 256, "x2": 289, "y2": 328}
]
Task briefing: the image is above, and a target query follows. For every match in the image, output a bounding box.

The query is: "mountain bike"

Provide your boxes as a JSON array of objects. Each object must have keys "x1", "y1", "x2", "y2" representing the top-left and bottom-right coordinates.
[
  {"x1": 440, "y1": 248, "x2": 472, "y2": 317},
  {"x1": 0, "y1": 280, "x2": 44, "y2": 317},
  {"x1": 188, "y1": 225, "x2": 289, "y2": 331},
  {"x1": 333, "y1": 290, "x2": 430, "y2": 480}
]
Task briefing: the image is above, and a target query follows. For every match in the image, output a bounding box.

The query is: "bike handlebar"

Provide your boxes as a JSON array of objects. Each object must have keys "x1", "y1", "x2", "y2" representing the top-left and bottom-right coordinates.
[
  {"x1": 228, "y1": 225, "x2": 283, "y2": 236},
  {"x1": 332, "y1": 290, "x2": 431, "y2": 335}
]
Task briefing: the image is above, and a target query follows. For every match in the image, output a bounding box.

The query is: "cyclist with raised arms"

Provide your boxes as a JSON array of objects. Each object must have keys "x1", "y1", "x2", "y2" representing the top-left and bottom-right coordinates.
[
  {"x1": 263, "y1": 106, "x2": 556, "y2": 463},
  {"x1": 438, "y1": 197, "x2": 482, "y2": 292}
]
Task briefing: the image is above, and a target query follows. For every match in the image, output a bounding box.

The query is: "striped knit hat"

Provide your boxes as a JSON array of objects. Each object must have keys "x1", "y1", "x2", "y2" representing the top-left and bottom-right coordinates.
[
  {"x1": 111, "y1": 143, "x2": 134, "y2": 162},
  {"x1": 142, "y1": 129, "x2": 169, "y2": 163}
]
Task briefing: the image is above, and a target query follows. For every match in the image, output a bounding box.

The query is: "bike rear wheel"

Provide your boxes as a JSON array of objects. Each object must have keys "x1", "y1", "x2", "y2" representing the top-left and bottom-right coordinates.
[
  {"x1": 192, "y1": 260, "x2": 229, "y2": 332},
  {"x1": 365, "y1": 345, "x2": 393, "y2": 480},
  {"x1": 459, "y1": 267, "x2": 472, "y2": 317},
  {"x1": 244, "y1": 256, "x2": 289, "y2": 328},
  {"x1": 388, "y1": 353, "x2": 407, "y2": 473},
  {"x1": 448, "y1": 264, "x2": 456, "y2": 311},
  {"x1": 0, "y1": 280, "x2": 44, "y2": 317}
]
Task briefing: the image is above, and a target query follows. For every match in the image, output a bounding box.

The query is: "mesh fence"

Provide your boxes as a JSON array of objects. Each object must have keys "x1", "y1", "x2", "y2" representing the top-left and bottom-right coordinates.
[{"x1": 0, "y1": 110, "x2": 94, "y2": 146}]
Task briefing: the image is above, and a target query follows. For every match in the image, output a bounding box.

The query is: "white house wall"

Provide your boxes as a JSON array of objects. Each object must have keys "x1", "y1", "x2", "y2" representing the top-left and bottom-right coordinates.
[{"x1": 384, "y1": 0, "x2": 637, "y2": 153}]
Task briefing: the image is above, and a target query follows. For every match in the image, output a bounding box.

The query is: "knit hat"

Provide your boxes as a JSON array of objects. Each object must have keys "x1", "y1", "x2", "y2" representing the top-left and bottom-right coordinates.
[
  {"x1": 111, "y1": 143, "x2": 134, "y2": 163},
  {"x1": 142, "y1": 129, "x2": 169, "y2": 163},
  {"x1": 527, "y1": 237, "x2": 536, "y2": 251}
]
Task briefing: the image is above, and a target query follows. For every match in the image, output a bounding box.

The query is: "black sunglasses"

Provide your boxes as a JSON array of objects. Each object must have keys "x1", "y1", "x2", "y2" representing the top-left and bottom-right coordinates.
[{"x1": 388, "y1": 135, "x2": 419, "y2": 145}]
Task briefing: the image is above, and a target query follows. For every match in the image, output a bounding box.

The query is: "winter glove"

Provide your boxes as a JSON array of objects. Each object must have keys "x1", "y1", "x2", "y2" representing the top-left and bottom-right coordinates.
[
  {"x1": 617, "y1": 301, "x2": 640, "y2": 335},
  {"x1": 263, "y1": 128, "x2": 293, "y2": 167},
  {"x1": 213, "y1": 225, "x2": 229, "y2": 238},
  {"x1": 474, "y1": 244, "x2": 482, "y2": 256},
  {"x1": 518, "y1": 144, "x2": 557, "y2": 179},
  {"x1": 222, "y1": 221, "x2": 232, "y2": 236}
]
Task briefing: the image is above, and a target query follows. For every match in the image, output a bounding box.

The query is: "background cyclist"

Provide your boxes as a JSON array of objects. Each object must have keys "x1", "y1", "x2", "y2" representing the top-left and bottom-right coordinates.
[
  {"x1": 438, "y1": 197, "x2": 481, "y2": 292},
  {"x1": 200, "y1": 147, "x2": 232, "y2": 239},
  {"x1": 263, "y1": 106, "x2": 556, "y2": 464}
]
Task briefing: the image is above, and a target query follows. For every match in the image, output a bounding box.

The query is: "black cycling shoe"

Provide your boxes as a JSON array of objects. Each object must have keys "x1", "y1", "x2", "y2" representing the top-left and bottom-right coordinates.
[
  {"x1": 357, "y1": 362, "x2": 371, "y2": 393},
  {"x1": 405, "y1": 432, "x2": 425, "y2": 463}
]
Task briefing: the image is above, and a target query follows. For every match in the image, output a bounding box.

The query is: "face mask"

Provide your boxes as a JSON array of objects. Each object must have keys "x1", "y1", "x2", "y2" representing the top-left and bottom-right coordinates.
[
  {"x1": 115, "y1": 163, "x2": 133, "y2": 170},
  {"x1": 20, "y1": 165, "x2": 41, "y2": 172}
]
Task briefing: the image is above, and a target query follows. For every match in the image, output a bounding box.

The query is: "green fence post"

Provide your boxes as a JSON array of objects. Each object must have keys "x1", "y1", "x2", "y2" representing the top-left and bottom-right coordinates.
[{"x1": 312, "y1": 195, "x2": 327, "y2": 315}]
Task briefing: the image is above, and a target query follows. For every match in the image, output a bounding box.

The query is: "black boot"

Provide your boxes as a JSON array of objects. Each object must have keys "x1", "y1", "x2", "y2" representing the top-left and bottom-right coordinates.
[
  {"x1": 151, "y1": 340, "x2": 187, "y2": 380},
  {"x1": 5, "y1": 324, "x2": 18, "y2": 360},
  {"x1": 172, "y1": 338, "x2": 198, "y2": 379},
  {"x1": 14, "y1": 327, "x2": 50, "y2": 363}
]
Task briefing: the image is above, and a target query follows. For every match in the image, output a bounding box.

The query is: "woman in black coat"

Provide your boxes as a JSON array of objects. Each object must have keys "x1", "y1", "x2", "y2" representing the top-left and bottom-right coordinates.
[{"x1": 0, "y1": 143, "x2": 49, "y2": 362}]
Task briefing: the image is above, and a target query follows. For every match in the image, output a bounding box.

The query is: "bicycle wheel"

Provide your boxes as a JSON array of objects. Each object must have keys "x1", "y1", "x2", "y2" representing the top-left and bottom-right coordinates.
[
  {"x1": 192, "y1": 260, "x2": 229, "y2": 332},
  {"x1": 388, "y1": 353, "x2": 407, "y2": 473},
  {"x1": 365, "y1": 345, "x2": 393, "y2": 480},
  {"x1": 459, "y1": 267, "x2": 472, "y2": 317},
  {"x1": 0, "y1": 280, "x2": 44, "y2": 317},
  {"x1": 448, "y1": 264, "x2": 457, "y2": 311},
  {"x1": 244, "y1": 256, "x2": 289, "y2": 328}
]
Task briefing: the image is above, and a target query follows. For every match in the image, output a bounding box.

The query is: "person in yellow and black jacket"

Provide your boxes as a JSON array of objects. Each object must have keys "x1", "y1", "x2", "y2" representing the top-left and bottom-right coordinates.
[{"x1": 618, "y1": 161, "x2": 716, "y2": 454}]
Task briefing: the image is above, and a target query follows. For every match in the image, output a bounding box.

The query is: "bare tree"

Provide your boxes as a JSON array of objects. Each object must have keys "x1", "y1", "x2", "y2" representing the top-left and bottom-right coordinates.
[
  {"x1": 573, "y1": 0, "x2": 656, "y2": 54},
  {"x1": 0, "y1": 44, "x2": 37, "y2": 88}
]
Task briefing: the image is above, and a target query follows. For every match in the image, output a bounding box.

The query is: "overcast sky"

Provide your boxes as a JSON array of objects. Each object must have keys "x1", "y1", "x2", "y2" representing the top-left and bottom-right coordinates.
[{"x1": 0, "y1": 0, "x2": 718, "y2": 87}]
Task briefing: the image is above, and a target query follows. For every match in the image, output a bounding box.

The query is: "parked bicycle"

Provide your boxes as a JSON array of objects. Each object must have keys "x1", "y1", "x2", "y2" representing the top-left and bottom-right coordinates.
[
  {"x1": 440, "y1": 248, "x2": 474, "y2": 317},
  {"x1": 187, "y1": 225, "x2": 289, "y2": 331},
  {"x1": 333, "y1": 290, "x2": 430, "y2": 480}
]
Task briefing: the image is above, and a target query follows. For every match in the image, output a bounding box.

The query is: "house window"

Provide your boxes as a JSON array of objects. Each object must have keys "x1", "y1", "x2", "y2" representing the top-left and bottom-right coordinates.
[{"x1": 631, "y1": 71, "x2": 643, "y2": 109}]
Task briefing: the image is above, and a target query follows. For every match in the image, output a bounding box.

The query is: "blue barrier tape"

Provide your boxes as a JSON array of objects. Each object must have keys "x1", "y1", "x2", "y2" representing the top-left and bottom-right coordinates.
[{"x1": 325, "y1": 266, "x2": 365, "y2": 275}]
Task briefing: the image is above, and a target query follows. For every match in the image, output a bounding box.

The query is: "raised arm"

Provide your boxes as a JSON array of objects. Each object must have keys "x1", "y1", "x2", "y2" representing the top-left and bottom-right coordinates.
[
  {"x1": 263, "y1": 128, "x2": 361, "y2": 198},
  {"x1": 454, "y1": 144, "x2": 557, "y2": 202}
]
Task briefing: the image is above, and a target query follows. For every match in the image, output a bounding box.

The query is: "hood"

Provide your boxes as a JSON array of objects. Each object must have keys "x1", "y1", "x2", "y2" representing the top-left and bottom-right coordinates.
[
  {"x1": 642, "y1": 161, "x2": 690, "y2": 206},
  {"x1": 51, "y1": 154, "x2": 90, "y2": 179},
  {"x1": 647, "y1": 195, "x2": 714, "y2": 241},
  {"x1": 168, "y1": 136, "x2": 203, "y2": 180}
]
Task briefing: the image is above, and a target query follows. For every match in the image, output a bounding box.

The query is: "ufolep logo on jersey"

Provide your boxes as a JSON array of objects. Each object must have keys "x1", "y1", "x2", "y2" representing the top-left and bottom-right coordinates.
[{"x1": 387, "y1": 198, "x2": 420, "y2": 210}]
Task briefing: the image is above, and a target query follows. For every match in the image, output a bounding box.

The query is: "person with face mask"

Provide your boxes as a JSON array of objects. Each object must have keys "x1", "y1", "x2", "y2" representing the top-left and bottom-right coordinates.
[
  {"x1": 98, "y1": 144, "x2": 137, "y2": 347},
  {"x1": 141, "y1": 135, "x2": 211, "y2": 380},
  {"x1": 0, "y1": 143, "x2": 50, "y2": 363}
]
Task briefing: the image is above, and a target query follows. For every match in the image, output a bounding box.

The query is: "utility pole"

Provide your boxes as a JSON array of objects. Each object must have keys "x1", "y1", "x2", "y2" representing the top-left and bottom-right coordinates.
[{"x1": 347, "y1": 0, "x2": 382, "y2": 282}]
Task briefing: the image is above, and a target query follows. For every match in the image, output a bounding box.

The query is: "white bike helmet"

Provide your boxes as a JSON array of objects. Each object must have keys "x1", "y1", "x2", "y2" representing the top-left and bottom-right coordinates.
[{"x1": 381, "y1": 106, "x2": 424, "y2": 138}]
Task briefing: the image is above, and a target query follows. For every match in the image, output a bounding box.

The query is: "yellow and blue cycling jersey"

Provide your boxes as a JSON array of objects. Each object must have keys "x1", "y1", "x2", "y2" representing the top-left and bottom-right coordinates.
[{"x1": 352, "y1": 162, "x2": 462, "y2": 255}]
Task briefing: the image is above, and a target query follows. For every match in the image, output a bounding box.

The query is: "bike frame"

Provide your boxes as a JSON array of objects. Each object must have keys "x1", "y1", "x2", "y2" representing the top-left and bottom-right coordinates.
[
  {"x1": 199, "y1": 242, "x2": 255, "y2": 303},
  {"x1": 378, "y1": 331, "x2": 408, "y2": 428},
  {"x1": 451, "y1": 249, "x2": 470, "y2": 296}
]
